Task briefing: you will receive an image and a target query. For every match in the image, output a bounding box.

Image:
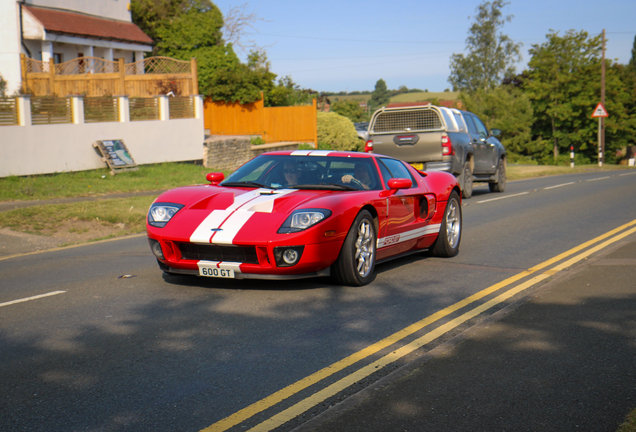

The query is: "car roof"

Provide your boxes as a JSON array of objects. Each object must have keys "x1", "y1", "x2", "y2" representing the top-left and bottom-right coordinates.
[{"x1": 262, "y1": 150, "x2": 377, "y2": 159}]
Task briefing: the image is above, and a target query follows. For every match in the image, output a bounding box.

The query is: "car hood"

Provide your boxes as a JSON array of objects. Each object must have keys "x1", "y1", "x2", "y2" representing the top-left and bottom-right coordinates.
[{"x1": 153, "y1": 185, "x2": 334, "y2": 245}]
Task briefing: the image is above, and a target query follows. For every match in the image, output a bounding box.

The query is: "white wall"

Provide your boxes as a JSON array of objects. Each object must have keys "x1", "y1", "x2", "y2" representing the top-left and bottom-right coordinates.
[
  {"x1": 25, "y1": 0, "x2": 131, "y2": 22},
  {"x1": 0, "y1": 1, "x2": 22, "y2": 95},
  {"x1": 0, "y1": 96, "x2": 205, "y2": 177}
]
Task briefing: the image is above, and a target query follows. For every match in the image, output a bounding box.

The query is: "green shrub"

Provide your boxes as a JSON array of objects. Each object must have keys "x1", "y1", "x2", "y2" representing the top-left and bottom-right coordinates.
[
  {"x1": 317, "y1": 111, "x2": 360, "y2": 151},
  {"x1": 250, "y1": 136, "x2": 265, "y2": 145}
]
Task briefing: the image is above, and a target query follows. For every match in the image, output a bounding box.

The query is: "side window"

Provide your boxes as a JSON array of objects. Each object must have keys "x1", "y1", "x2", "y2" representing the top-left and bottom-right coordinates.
[
  {"x1": 463, "y1": 113, "x2": 477, "y2": 135},
  {"x1": 439, "y1": 109, "x2": 457, "y2": 132},
  {"x1": 470, "y1": 115, "x2": 489, "y2": 138},
  {"x1": 379, "y1": 158, "x2": 414, "y2": 188},
  {"x1": 452, "y1": 112, "x2": 467, "y2": 132}
]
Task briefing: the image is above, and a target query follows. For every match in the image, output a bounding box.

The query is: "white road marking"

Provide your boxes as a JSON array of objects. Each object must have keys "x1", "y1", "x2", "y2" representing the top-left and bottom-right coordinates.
[
  {"x1": 587, "y1": 176, "x2": 610, "y2": 182},
  {"x1": 477, "y1": 192, "x2": 529, "y2": 203},
  {"x1": 544, "y1": 182, "x2": 575, "y2": 190},
  {"x1": 0, "y1": 291, "x2": 66, "y2": 308},
  {"x1": 619, "y1": 171, "x2": 636, "y2": 176}
]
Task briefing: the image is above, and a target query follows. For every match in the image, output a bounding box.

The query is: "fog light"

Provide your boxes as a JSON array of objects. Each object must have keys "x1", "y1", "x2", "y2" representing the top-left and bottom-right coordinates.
[
  {"x1": 148, "y1": 238, "x2": 164, "y2": 260},
  {"x1": 274, "y1": 246, "x2": 304, "y2": 267},
  {"x1": 283, "y1": 249, "x2": 298, "y2": 264}
]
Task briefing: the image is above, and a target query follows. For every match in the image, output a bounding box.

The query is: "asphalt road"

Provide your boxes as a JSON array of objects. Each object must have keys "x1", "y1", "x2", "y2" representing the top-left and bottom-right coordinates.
[{"x1": 1, "y1": 169, "x2": 635, "y2": 431}]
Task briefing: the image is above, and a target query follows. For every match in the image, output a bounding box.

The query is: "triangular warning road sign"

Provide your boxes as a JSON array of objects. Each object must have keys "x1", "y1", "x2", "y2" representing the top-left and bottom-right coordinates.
[{"x1": 591, "y1": 103, "x2": 608, "y2": 118}]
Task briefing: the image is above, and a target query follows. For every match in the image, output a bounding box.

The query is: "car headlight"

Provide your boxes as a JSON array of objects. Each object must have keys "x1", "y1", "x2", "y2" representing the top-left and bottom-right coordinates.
[
  {"x1": 278, "y1": 209, "x2": 332, "y2": 234},
  {"x1": 148, "y1": 202, "x2": 184, "y2": 228}
]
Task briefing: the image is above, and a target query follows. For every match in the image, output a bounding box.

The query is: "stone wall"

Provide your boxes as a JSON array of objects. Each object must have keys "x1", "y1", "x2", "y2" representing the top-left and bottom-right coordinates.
[{"x1": 203, "y1": 135, "x2": 308, "y2": 171}]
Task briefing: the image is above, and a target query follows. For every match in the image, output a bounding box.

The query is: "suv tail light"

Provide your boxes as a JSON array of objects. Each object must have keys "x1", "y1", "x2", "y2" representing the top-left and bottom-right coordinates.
[
  {"x1": 364, "y1": 140, "x2": 374, "y2": 153},
  {"x1": 442, "y1": 135, "x2": 454, "y2": 156}
]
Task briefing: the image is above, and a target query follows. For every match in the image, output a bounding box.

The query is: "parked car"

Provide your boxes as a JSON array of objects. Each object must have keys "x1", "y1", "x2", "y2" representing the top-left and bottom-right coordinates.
[
  {"x1": 354, "y1": 121, "x2": 369, "y2": 142},
  {"x1": 364, "y1": 105, "x2": 506, "y2": 198},
  {"x1": 147, "y1": 151, "x2": 462, "y2": 286}
]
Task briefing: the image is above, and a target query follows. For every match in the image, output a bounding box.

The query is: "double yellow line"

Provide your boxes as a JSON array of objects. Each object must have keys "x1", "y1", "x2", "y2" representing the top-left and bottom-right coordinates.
[{"x1": 204, "y1": 218, "x2": 636, "y2": 432}]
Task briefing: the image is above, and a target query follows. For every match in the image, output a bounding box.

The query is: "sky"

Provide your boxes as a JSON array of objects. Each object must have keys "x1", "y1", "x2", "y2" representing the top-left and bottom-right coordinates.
[{"x1": 211, "y1": 0, "x2": 636, "y2": 93}]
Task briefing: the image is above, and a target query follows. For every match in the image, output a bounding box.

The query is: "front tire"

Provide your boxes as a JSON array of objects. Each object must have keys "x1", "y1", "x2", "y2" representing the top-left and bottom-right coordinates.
[
  {"x1": 332, "y1": 210, "x2": 377, "y2": 286},
  {"x1": 489, "y1": 159, "x2": 506, "y2": 192},
  {"x1": 430, "y1": 191, "x2": 462, "y2": 257}
]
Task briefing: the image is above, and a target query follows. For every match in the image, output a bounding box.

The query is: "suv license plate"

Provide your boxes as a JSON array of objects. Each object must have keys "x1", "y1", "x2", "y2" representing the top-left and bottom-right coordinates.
[
  {"x1": 410, "y1": 163, "x2": 424, "y2": 171},
  {"x1": 199, "y1": 265, "x2": 235, "y2": 278}
]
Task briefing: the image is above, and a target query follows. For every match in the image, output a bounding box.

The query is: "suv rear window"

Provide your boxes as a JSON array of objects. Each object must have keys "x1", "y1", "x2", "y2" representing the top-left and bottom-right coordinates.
[{"x1": 372, "y1": 108, "x2": 443, "y2": 133}]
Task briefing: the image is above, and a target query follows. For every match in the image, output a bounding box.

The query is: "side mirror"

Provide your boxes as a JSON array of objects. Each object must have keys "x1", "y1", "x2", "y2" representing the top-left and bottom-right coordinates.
[
  {"x1": 388, "y1": 178, "x2": 412, "y2": 190},
  {"x1": 206, "y1": 172, "x2": 225, "y2": 185},
  {"x1": 491, "y1": 128, "x2": 501, "y2": 137}
]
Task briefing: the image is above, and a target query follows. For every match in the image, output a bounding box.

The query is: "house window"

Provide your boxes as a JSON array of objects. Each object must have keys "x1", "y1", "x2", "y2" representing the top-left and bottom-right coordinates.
[{"x1": 54, "y1": 53, "x2": 63, "y2": 64}]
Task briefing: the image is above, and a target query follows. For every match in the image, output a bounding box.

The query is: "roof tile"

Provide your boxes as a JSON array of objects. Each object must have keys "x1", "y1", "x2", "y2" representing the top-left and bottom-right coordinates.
[{"x1": 24, "y1": 6, "x2": 153, "y2": 45}]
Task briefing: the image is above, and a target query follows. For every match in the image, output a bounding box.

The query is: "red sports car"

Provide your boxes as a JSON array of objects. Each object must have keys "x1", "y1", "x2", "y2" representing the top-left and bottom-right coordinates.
[{"x1": 147, "y1": 151, "x2": 462, "y2": 286}]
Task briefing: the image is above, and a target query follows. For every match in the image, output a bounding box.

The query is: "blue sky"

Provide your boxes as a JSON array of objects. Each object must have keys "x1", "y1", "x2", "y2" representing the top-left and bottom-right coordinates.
[{"x1": 212, "y1": 0, "x2": 636, "y2": 93}]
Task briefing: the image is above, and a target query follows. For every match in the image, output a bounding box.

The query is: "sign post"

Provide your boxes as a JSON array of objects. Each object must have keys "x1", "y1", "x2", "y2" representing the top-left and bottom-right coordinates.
[{"x1": 591, "y1": 103, "x2": 608, "y2": 167}]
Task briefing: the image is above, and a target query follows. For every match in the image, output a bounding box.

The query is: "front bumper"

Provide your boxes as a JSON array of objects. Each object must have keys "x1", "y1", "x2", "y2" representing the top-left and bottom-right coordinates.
[{"x1": 149, "y1": 237, "x2": 343, "y2": 280}]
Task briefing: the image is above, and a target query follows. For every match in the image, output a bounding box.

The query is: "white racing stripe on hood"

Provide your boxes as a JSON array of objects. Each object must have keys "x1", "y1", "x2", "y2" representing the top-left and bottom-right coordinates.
[
  {"x1": 190, "y1": 210, "x2": 232, "y2": 244},
  {"x1": 190, "y1": 188, "x2": 296, "y2": 245},
  {"x1": 377, "y1": 224, "x2": 441, "y2": 249},
  {"x1": 291, "y1": 150, "x2": 333, "y2": 156}
]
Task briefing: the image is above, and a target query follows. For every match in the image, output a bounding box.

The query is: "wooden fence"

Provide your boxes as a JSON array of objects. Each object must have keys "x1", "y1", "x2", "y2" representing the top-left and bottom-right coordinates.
[
  {"x1": 203, "y1": 96, "x2": 317, "y2": 145},
  {"x1": 21, "y1": 54, "x2": 198, "y2": 97}
]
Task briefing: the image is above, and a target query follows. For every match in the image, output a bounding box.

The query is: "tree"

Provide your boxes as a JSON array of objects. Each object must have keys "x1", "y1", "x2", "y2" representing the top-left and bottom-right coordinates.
[
  {"x1": 448, "y1": 0, "x2": 522, "y2": 92},
  {"x1": 460, "y1": 86, "x2": 533, "y2": 158},
  {"x1": 369, "y1": 79, "x2": 389, "y2": 110},
  {"x1": 629, "y1": 35, "x2": 636, "y2": 74},
  {"x1": 524, "y1": 30, "x2": 635, "y2": 163},
  {"x1": 331, "y1": 100, "x2": 367, "y2": 123},
  {"x1": 221, "y1": 3, "x2": 266, "y2": 54},
  {"x1": 132, "y1": 0, "x2": 245, "y2": 97}
]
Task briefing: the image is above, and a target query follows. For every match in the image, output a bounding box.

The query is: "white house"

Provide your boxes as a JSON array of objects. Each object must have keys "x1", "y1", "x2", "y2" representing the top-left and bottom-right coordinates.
[
  {"x1": 1, "y1": 0, "x2": 153, "y2": 94},
  {"x1": 0, "y1": 1, "x2": 206, "y2": 178}
]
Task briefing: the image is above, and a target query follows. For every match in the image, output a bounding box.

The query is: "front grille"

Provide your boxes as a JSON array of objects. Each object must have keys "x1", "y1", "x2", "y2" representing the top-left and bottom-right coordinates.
[
  {"x1": 178, "y1": 243, "x2": 259, "y2": 264},
  {"x1": 373, "y1": 109, "x2": 442, "y2": 133}
]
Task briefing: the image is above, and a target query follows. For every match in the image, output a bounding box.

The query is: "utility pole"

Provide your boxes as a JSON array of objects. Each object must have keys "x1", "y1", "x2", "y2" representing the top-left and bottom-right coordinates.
[{"x1": 601, "y1": 29, "x2": 606, "y2": 165}]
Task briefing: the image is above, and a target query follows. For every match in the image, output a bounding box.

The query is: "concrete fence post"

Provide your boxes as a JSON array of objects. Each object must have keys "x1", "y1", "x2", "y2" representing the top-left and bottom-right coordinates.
[
  {"x1": 159, "y1": 95, "x2": 169, "y2": 121},
  {"x1": 71, "y1": 96, "x2": 84, "y2": 124},
  {"x1": 118, "y1": 95, "x2": 130, "y2": 122},
  {"x1": 17, "y1": 95, "x2": 32, "y2": 127}
]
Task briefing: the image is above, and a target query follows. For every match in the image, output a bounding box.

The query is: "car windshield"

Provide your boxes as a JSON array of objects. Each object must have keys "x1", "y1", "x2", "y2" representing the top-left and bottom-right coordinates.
[{"x1": 221, "y1": 154, "x2": 382, "y2": 191}]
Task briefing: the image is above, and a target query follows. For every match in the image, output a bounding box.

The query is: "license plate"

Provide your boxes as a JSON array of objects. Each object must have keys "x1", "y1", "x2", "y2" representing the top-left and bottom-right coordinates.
[
  {"x1": 198, "y1": 265, "x2": 235, "y2": 278},
  {"x1": 410, "y1": 163, "x2": 424, "y2": 171}
]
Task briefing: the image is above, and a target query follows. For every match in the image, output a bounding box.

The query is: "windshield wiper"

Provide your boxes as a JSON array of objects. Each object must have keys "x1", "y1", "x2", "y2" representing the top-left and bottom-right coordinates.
[
  {"x1": 221, "y1": 181, "x2": 272, "y2": 189},
  {"x1": 309, "y1": 183, "x2": 358, "y2": 191}
]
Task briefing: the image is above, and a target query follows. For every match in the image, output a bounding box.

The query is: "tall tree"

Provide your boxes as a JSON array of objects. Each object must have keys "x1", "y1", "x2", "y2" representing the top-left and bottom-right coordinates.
[
  {"x1": 461, "y1": 86, "x2": 533, "y2": 157},
  {"x1": 369, "y1": 79, "x2": 389, "y2": 110},
  {"x1": 448, "y1": 0, "x2": 521, "y2": 92},
  {"x1": 524, "y1": 30, "x2": 635, "y2": 163},
  {"x1": 131, "y1": 0, "x2": 241, "y2": 97},
  {"x1": 629, "y1": 34, "x2": 636, "y2": 74}
]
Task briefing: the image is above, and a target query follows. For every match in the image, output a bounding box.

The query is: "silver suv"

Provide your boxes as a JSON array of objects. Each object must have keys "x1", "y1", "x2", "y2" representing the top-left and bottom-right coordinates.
[{"x1": 365, "y1": 105, "x2": 506, "y2": 198}]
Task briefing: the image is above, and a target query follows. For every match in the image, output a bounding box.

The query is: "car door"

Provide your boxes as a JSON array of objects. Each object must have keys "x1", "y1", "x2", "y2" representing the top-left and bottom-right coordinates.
[
  {"x1": 466, "y1": 114, "x2": 498, "y2": 174},
  {"x1": 376, "y1": 158, "x2": 425, "y2": 258}
]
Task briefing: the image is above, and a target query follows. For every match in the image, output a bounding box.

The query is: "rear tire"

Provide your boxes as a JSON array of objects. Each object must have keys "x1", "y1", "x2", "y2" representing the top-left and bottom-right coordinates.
[
  {"x1": 489, "y1": 159, "x2": 506, "y2": 193},
  {"x1": 332, "y1": 210, "x2": 376, "y2": 286},
  {"x1": 461, "y1": 161, "x2": 473, "y2": 199},
  {"x1": 430, "y1": 191, "x2": 462, "y2": 257}
]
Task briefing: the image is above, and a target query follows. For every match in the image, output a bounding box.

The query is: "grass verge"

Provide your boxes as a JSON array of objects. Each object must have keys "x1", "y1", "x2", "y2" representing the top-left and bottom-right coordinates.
[
  {"x1": 507, "y1": 163, "x2": 633, "y2": 181},
  {"x1": 0, "y1": 196, "x2": 155, "y2": 245},
  {"x1": 0, "y1": 162, "x2": 226, "y2": 202},
  {"x1": 619, "y1": 408, "x2": 636, "y2": 432}
]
